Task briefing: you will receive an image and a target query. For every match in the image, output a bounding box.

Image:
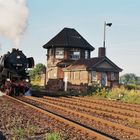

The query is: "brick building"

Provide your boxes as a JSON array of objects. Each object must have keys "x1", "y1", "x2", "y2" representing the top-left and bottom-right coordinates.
[{"x1": 43, "y1": 27, "x2": 122, "y2": 92}]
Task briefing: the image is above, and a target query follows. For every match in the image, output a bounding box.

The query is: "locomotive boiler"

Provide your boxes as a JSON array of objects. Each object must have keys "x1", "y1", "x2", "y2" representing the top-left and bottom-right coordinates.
[{"x1": 0, "y1": 48, "x2": 34, "y2": 95}]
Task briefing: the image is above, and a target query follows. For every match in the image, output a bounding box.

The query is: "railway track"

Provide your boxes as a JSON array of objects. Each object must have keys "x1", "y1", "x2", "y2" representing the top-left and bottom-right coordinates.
[
  {"x1": 72, "y1": 97, "x2": 140, "y2": 112},
  {"x1": 16, "y1": 96, "x2": 140, "y2": 140},
  {"x1": 42, "y1": 96, "x2": 140, "y2": 129},
  {"x1": 82, "y1": 97, "x2": 140, "y2": 108},
  {"x1": 44, "y1": 96, "x2": 140, "y2": 117},
  {"x1": 59, "y1": 97, "x2": 140, "y2": 118},
  {"x1": 4, "y1": 95, "x2": 113, "y2": 140}
]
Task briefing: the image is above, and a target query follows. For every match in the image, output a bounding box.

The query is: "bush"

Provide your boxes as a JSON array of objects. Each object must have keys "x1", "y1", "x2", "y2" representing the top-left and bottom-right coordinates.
[
  {"x1": 107, "y1": 86, "x2": 128, "y2": 100},
  {"x1": 122, "y1": 90, "x2": 140, "y2": 104},
  {"x1": 82, "y1": 85, "x2": 110, "y2": 99}
]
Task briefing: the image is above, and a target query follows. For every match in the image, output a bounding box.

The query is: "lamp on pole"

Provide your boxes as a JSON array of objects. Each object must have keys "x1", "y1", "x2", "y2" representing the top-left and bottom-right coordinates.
[{"x1": 103, "y1": 21, "x2": 112, "y2": 48}]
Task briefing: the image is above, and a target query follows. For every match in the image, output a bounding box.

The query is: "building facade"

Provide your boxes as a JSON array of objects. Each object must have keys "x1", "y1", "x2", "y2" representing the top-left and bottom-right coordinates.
[{"x1": 43, "y1": 27, "x2": 122, "y2": 92}]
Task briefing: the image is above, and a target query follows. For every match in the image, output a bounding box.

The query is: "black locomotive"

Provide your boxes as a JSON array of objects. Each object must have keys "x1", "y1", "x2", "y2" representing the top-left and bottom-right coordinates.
[{"x1": 0, "y1": 48, "x2": 34, "y2": 95}]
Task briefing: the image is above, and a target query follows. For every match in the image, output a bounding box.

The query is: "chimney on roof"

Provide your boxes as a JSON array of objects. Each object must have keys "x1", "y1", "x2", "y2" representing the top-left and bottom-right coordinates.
[{"x1": 98, "y1": 47, "x2": 106, "y2": 58}]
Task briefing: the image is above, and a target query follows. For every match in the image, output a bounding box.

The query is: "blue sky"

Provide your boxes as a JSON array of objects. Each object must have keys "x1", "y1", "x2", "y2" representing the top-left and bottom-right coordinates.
[{"x1": 0, "y1": 0, "x2": 140, "y2": 76}]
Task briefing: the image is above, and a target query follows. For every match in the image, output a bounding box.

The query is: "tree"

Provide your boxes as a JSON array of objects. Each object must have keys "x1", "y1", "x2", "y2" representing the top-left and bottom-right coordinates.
[
  {"x1": 28, "y1": 63, "x2": 46, "y2": 81},
  {"x1": 120, "y1": 73, "x2": 137, "y2": 85}
]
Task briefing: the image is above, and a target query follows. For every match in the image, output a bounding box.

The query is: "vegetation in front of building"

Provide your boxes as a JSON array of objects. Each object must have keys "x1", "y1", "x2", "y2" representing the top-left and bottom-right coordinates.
[
  {"x1": 84, "y1": 85, "x2": 140, "y2": 104},
  {"x1": 82, "y1": 73, "x2": 140, "y2": 104}
]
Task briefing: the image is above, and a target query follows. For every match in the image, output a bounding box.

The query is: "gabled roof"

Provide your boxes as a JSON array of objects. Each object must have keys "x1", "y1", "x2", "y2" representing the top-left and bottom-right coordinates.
[
  {"x1": 43, "y1": 27, "x2": 94, "y2": 51},
  {"x1": 66, "y1": 57, "x2": 122, "y2": 72}
]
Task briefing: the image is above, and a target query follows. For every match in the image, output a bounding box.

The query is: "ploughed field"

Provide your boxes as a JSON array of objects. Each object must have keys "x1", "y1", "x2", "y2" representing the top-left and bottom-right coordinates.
[{"x1": 0, "y1": 95, "x2": 140, "y2": 140}]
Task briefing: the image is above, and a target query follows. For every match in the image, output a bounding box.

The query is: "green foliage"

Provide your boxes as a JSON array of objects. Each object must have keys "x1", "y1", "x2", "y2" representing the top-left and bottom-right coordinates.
[
  {"x1": 45, "y1": 133, "x2": 61, "y2": 140},
  {"x1": 28, "y1": 63, "x2": 46, "y2": 81},
  {"x1": 124, "y1": 84, "x2": 140, "y2": 90},
  {"x1": 120, "y1": 73, "x2": 137, "y2": 85},
  {"x1": 13, "y1": 127, "x2": 25, "y2": 139},
  {"x1": 122, "y1": 90, "x2": 140, "y2": 104},
  {"x1": 83, "y1": 85, "x2": 109, "y2": 98},
  {"x1": 31, "y1": 84, "x2": 42, "y2": 90},
  {"x1": 107, "y1": 86, "x2": 128, "y2": 100},
  {"x1": 84, "y1": 85, "x2": 140, "y2": 104},
  {"x1": 12, "y1": 124, "x2": 37, "y2": 139},
  {"x1": 82, "y1": 85, "x2": 100, "y2": 96}
]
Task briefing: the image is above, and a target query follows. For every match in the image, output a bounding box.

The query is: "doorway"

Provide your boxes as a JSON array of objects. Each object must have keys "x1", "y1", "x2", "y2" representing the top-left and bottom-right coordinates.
[{"x1": 101, "y1": 72, "x2": 107, "y2": 86}]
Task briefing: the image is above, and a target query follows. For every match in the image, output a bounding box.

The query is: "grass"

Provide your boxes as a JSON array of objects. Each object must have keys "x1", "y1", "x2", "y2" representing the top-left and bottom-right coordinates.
[
  {"x1": 13, "y1": 127, "x2": 25, "y2": 140},
  {"x1": 12, "y1": 123, "x2": 37, "y2": 139},
  {"x1": 30, "y1": 80, "x2": 46, "y2": 91},
  {"x1": 84, "y1": 86, "x2": 140, "y2": 104},
  {"x1": 45, "y1": 133, "x2": 62, "y2": 140}
]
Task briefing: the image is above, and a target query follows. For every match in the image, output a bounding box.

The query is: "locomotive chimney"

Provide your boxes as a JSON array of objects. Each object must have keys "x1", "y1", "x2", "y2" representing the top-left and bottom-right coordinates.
[
  {"x1": 98, "y1": 47, "x2": 106, "y2": 58},
  {"x1": 12, "y1": 48, "x2": 18, "y2": 52}
]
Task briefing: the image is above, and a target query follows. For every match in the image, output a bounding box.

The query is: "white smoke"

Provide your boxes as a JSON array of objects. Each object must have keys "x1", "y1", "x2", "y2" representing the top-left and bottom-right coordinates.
[{"x1": 0, "y1": 0, "x2": 28, "y2": 48}]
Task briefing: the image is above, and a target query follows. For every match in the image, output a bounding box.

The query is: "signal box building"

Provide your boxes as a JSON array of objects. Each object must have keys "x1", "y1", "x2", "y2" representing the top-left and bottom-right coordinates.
[{"x1": 43, "y1": 28, "x2": 122, "y2": 92}]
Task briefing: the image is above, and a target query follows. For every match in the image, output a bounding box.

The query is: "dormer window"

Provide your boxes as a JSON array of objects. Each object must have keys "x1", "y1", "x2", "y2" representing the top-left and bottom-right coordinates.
[
  {"x1": 55, "y1": 48, "x2": 64, "y2": 59},
  {"x1": 69, "y1": 48, "x2": 80, "y2": 60}
]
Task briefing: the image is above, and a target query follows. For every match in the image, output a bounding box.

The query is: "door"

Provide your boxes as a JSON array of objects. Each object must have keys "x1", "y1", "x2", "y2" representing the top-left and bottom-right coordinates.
[{"x1": 101, "y1": 72, "x2": 107, "y2": 86}]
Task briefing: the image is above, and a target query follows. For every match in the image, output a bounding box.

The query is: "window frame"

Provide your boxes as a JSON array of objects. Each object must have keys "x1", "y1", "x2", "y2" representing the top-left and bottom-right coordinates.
[
  {"x1": 55, "y1": 48, "x2": 64, "y2": 59},
  {"x1": 69, "y1": 48, "x2": 81, "y2": 60},
  {"x1": 91, "y1": 71, "x2": 97, "y2": 81}
]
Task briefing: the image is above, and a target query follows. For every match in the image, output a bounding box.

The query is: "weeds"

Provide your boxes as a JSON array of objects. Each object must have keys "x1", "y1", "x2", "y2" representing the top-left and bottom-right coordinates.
[
  {"x1": 13, "y1": 127, "x2": 25, "y2": 139},
  {"x1": 45, "y1": 133, "x2": 61, "y2": 140},
  {"x1": 85, "y1": 85, "x2": 140, "y2": 104}
]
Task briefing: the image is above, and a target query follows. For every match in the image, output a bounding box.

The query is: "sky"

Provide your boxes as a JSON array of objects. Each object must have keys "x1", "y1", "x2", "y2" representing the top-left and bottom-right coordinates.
[{"x1": 0, "y1": 0, "x2": 140, "y2": 76}]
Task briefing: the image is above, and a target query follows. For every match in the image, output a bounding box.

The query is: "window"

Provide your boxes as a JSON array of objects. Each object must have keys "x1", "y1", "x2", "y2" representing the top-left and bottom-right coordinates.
[
  {"x1": 85, "y1": 50, "x2": 89, "y2": 59},
  {"x1": 73, "y1": 72, "x2": 76, "y2": 80},
  {"x1": 70, "y1": 72, "x2": 74, "y2": 80},
  {"x1": 111, "y1": 72, "x2": 115, "y2": 81},
  {"x1": 79, "y1": 71, "x2": 83, "y2": 80},
  {"x1": 55, "y1": 48, "x2": 64, "y2": 59},
  {"x1": 69, "y1": 49, "x2": 80, "y2": 60},
  {"x1": 91, "y1": 71, "x2": 97, "y2": 81}
]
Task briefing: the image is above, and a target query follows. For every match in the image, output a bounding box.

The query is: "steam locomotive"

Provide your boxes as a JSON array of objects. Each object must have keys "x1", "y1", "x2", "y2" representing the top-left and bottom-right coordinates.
[{"x1": 0, "y1": 48, "x2": 34, "y2": 95}]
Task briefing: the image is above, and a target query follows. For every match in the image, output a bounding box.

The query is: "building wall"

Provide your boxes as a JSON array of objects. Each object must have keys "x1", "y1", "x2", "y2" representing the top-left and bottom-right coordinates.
[
  {"x1": 46, "y1": 47, "x2": 91, "y2": 84},
  {"x1": 47, "y1": 67, "x2": 58, "y2": 79},
  {"x1": 65, "y1": 70, "x2": 89, "y2": 85},
  {"x1": 45, "y1": 47, "x2": 120, "y2": 92},
  {"x1": 46, "y1": 68, "x2": 120, "y2": 92},
  {"x1": 96, "y1": 71, "x2": 119, "y2": 87},
  {"x1": 62, "y1": 70, "x2": 119, "y2": 93}
]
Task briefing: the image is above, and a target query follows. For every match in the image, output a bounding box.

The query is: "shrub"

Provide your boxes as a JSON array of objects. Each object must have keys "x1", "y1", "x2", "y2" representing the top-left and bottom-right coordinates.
[
  {"x1": 82, "y1": 85, "x2": 102, "y2": 96},
  {"x1": 107, "y1": 86, "x2": 128, "y2": 100},
  {"x1": 122, "y1": 90, "x2": 140, "y2": 104}
]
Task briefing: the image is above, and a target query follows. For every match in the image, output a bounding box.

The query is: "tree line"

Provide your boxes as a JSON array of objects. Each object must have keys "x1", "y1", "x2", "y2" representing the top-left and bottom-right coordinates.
[{"x1": 120, "y1": 73, "x2": 140, "y2": 85}]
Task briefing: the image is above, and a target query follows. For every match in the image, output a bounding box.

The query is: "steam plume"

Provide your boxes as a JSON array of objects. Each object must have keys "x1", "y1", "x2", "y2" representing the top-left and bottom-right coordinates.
[{"x1": 0, "y1": 0, "x2": 28, "y2": 48}]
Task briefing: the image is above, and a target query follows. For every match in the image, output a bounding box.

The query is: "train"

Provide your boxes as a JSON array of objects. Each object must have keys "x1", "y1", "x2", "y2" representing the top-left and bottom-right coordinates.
[{"x1": 0, "y1": 48, "x2": 34, "y2": 96}]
